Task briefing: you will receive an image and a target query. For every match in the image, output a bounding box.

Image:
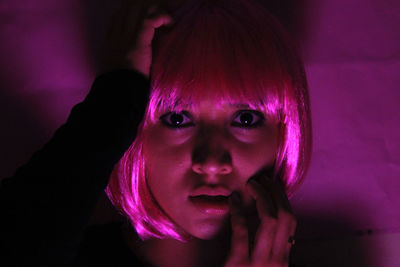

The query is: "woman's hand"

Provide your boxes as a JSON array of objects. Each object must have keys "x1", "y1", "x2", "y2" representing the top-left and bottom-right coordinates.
[
  {"x1": 225, "y1": 176, "x2": 297, "y2": 267},
  {"x1": 99, "y1": 1, "x2": 173, "y2": 78}
]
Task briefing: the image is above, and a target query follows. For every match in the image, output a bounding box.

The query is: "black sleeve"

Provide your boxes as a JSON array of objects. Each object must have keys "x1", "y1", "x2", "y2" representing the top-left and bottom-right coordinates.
[{"x1": 0, "y1": 69, "x2": 149, "y2": 266}]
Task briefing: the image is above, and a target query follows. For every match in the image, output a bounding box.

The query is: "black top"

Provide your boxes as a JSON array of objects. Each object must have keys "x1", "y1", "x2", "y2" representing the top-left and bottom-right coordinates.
[
  {"x1": 0, "y1": 70, "x2": 149, "y2": 266},
  {"x1": 73, "y1": 221, "x2": 144, "y2": 266}
]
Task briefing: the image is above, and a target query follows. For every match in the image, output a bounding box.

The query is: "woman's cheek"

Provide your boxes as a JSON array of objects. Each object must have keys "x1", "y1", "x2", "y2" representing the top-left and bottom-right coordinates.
[
  {"x1": 145, "y1": 125, "x2": 194, "y2": 146},
  {"x1": 143, "y1": 125, "x2": 193, "y2": 171},
  {"x1": 231, "y1": 124, "x2": 278, "y2": 143},
  {"x1": 232, "y1": 125, "x2": 279, "y2": 164},
  {"x1": 231, "y1": 127, "x2": 279, "y2": 201}
]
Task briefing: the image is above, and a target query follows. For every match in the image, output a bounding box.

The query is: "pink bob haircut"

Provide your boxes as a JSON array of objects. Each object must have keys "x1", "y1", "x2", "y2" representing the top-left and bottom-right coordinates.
[{"x1": 106, "y1": 0, "x2": 312, "y2": 240}]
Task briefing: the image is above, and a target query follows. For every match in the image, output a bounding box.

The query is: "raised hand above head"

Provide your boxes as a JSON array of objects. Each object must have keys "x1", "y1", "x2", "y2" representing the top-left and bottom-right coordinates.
[{"x1": 99, "y1": 1, "x2": 173, "y2": 77}]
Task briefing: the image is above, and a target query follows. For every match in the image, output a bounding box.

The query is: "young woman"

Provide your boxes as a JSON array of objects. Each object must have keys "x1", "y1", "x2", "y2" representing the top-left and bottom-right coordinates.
[{"x1": 1, "y1": 0, "x2": 311, "y2": 266}]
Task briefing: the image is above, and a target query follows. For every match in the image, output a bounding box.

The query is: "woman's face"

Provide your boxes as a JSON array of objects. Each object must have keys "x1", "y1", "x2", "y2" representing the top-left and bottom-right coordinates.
[{"x1": 143, "y1": 99, "x2": 279, "y2": 239}]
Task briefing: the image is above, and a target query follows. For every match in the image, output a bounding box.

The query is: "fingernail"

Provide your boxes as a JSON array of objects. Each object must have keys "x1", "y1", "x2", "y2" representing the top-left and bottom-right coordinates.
[{"x1": 231, "y1": 191, "x2": 241, "y2": 205}]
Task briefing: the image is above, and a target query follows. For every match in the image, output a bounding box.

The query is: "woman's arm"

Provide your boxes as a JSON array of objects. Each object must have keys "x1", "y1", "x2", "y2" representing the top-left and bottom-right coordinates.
[
  {"x1": 0, "y1": 2, "x2": 172, "y2": 265},
  {"x1": 0, "y1": 69, "x2": 149, "y2": 266}
]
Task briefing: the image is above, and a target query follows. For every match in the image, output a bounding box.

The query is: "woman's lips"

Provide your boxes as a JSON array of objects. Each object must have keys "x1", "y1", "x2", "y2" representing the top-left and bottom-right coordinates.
[
  {"x1": 190, "y1": 186, "x2": 231, "y2": 197},
  {"x1": 189, "y1": 195, "x2": 230, "y2": 215}
]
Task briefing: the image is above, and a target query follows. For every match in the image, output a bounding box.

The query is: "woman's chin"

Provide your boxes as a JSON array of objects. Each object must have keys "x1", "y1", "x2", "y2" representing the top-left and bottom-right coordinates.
[{"x1": 188, "y1": 216, "x2": 230, "y2": 240}]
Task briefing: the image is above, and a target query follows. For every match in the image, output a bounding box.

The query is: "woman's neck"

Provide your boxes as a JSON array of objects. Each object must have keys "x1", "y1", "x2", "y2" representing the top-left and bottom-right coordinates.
[{"x1": 122, "y1": 222, "x2": 230, "y2": 267}]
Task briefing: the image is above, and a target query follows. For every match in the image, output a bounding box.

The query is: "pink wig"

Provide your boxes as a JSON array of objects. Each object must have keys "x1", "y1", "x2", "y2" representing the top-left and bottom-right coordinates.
[{"x1": 106, "y1": 0, "x2": 312, "y2": 240}]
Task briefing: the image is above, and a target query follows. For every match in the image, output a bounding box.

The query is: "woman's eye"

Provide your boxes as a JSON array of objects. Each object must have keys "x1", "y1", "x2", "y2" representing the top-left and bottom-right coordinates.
[
  {"x1": 231, "y1": 110, "x2": 265, "y2": 128},
  {"x1": 159, "y1": 111, "x2": 194, "y2": 128}
]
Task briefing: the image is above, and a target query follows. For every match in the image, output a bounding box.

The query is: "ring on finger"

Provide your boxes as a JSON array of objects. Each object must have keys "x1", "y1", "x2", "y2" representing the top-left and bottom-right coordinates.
[{"x1": 288, "y1": 236, "x2": 296, "y2": 246}]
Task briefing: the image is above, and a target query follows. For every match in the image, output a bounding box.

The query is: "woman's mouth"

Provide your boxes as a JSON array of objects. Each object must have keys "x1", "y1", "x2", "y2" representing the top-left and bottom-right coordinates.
[{"x1": 189, "y1": 195, "x2": 230, "y2": 215}]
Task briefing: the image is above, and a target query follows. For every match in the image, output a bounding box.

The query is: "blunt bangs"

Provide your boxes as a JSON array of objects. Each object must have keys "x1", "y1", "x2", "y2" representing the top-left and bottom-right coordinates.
[
  {"x1": 148, "y1": 0, "x2": 292, "y2": 123},
  {"x1": 106, "y1": 0, "x2": 312, "y2": 240}
]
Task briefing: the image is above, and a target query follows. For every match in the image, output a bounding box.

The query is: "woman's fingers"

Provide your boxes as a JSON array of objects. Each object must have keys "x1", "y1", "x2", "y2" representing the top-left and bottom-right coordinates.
[
  {"x1": 99, "y1": 1, "x2": 173, "y2": 76},
  {"x1": 137, "y1": 12, "x2": 173, "y2": 48},
  {"x1": 271, "y1": 210, "x2": 297, "y2": 263},
  {"x1": 246, "y1": 178, "x2": 296, "y2": 266},
  {"x1": 225, "y1": 177, "x2": 296, "y2": 266},
  {"x1": 129, "y1": 8, "x2": 173, "y2": 77},
  {"x1": 226, "y1": 192, "x2": 249, "y2": 266},
  {"x1": 267, "y1": 179, "x2": 297, "y2": 263},
  {"x1": 267, "y1": 177, "x2": 293, "y2": 213},
  {"x1": 246, "y1": 179, "x2": 277, "y2": 218},
  {"x1": 246, "y1": 180, "x2": 276, "y2": 264}
]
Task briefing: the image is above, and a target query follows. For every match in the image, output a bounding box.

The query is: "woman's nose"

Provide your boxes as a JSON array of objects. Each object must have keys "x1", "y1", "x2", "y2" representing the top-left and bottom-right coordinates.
[
  {"x1": 191, "y1": 145, "x2": 233, "y2": 176},
  {"x1": 192, "y1": 159, "x2": 233, "y2": 175}
]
